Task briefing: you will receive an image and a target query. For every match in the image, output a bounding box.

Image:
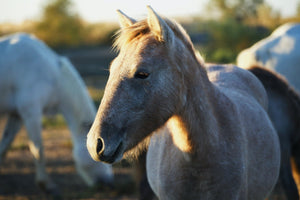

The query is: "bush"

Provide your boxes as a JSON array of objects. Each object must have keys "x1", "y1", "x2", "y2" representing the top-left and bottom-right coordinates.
[{"x1": 185, "y1": 17, "x2": 271, "y2": 63}]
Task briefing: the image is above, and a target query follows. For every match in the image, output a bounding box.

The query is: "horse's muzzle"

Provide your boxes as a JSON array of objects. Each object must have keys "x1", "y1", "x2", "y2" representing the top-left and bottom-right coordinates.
[
  {"x1": 97, "y1": 140, "x2": 123, "y2": 164},
  {"x1": 87, "y1": 133, "x2": 124, "y2": 164}
]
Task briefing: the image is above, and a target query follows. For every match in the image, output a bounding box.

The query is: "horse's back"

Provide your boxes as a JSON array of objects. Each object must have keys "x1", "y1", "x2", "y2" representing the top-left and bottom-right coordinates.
[
  {"x1": 271, "y1": 23, "x2": 300, "y2": 37},
  {"x1": 0, "y1": 33, "x2": 60, "y2": 113},
  {"x1": 0, "y1": 33, "x2": 59, "y2": 72},
  {"x1": 206, "y1": 64, "x2": 268, "y2": 109}
]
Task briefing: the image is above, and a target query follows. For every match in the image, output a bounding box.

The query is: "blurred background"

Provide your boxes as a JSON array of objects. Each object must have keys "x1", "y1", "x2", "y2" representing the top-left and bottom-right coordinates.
[
  {"x1": 0, "y1": 0, "x2": 299, "y2": 199},
  {"x1": 1, "y1": 0, "x2": 300, "y2": 64}
]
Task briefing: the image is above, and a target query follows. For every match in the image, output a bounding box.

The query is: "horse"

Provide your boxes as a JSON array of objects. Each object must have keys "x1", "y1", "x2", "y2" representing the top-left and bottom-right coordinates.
[
  {"x1": 86, "y1": 6, "x2": 280, "y2": 200},
  {"x1": 237, "y1": 23, "x2": 300, "y2": 92},
  {"x1": 0, "y1": 33, "x2": 113, "y2": 194},
  {"x1": 248, "y1": 66, "x2": 300, "y2": 200}
]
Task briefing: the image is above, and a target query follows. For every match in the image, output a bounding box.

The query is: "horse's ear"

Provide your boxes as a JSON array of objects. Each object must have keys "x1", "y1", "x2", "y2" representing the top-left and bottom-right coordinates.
[
  {"x1": 147, "y1": 5, "x2": 174, "y2": 46},
  {"x1": 116, "y1": 10, "x2": 136, "y2": 29}
]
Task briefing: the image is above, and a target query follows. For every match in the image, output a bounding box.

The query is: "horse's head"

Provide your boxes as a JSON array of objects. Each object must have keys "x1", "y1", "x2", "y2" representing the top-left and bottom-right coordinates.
[{"x1": 87, "y1": 6, "x2": 201, "y2": 163}]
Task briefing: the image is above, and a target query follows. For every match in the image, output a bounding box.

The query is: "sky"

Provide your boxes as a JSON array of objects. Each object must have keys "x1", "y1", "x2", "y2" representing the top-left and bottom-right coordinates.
[{"x1": 0, "y1": 0, "x2": 299, "y2": 24}]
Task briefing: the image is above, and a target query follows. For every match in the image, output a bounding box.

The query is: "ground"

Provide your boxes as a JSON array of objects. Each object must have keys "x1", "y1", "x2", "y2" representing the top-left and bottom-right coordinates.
[{"x1": 0, "y1": 119, "x2": 138, "y2": 200}]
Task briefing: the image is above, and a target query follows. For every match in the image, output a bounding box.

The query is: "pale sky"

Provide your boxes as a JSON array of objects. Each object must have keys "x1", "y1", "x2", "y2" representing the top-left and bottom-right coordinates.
[{"x1": 0, "y1": 0, "x2": 299, "y2": 24}]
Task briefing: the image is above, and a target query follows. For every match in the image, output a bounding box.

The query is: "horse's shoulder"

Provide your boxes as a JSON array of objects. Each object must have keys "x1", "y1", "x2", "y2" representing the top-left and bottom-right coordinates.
[{"x1": 205, "y1": 64, "x2": 267, "y2": 108}]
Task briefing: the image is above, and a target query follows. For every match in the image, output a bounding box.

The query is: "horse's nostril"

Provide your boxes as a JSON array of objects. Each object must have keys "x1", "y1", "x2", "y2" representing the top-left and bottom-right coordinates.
[{"x1": 96, "y1": 138, "x2": 105, "y2": 155}]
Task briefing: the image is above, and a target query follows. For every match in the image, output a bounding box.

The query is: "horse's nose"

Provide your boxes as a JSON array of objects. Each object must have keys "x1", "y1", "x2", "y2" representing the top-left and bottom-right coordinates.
[{"x1": 97, "y1": 137, "x2": 105, "y2": 155}]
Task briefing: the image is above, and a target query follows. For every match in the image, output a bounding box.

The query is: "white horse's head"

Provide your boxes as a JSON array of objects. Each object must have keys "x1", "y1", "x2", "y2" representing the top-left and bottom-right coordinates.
[
  {"x1": 87, "y1": 6, "x2": 202, "y2": 164},
  {"x1": 58, "y1": 57, "x2": 113, "y2": 186}
]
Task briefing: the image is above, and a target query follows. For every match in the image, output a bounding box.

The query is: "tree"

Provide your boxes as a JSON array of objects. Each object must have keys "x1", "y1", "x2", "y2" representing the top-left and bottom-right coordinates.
[
  {"x1": 256, "y1": 4, "x2": 281, "y2": 28},
  {"x1": 35, "y1": 0, "x2": 84, "y2": 47},
  {"x1": 206, "y1": 0, "x2": 264, "y2": 21}
]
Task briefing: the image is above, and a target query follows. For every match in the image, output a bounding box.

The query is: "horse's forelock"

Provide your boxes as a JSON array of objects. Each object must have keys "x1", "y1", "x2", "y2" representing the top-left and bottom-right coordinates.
[
  {"x1": 112, "y1": 15, "x2": 206, "y2": 89},
  {"x1": 113, "y1": 20, "x2": 150, "y2": 52},
  {"x1": 113, "y1": 17, "x2": 197, "y2": 59}
]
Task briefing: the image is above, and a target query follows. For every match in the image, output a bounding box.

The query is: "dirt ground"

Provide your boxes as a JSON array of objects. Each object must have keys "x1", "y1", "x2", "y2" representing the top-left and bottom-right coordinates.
[{"x1": 0, "y1": 119, "x2": 139, "y2": 200}]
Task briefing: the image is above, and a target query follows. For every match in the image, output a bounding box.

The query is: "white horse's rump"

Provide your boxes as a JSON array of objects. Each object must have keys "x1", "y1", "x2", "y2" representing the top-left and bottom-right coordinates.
[
  {"x1": 237, "y1": 23, "x2": 300, "y2": 91},
  {"x1": 0, "y1": 33, "x2": 113, "y2": 193}
]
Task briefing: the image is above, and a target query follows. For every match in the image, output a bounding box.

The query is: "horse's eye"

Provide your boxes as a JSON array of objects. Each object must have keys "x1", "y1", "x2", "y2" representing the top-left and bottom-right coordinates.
[{"x1": 134, "y1": 71, "x2": 149, "y2": 79}]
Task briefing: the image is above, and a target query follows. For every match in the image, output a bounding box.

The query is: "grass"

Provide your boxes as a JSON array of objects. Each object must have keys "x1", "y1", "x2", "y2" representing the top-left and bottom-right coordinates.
[
  {"x1": 42, "y1": 114, "x2": 67, "y2": 129},
  {"x1": 8, "y1": 142, "x2": 28, "y2": 151}
]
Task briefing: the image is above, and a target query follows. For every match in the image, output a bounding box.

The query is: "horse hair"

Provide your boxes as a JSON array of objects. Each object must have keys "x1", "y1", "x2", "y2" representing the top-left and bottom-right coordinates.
[{"x1": 248, "y1": 65, "x2": 300, "y2": 122}]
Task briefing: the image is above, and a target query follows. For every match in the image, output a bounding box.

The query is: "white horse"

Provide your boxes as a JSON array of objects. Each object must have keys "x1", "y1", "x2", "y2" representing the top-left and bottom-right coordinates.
[
  {"x1": 87, "y1": 7, "x2": 280, "y2": 200},
  {"x1": 0, "y1": 33, "x2": 113, "y2": 194},
  {"x1": 237, "y1": 23, "x2": 300, "y2": 91}
]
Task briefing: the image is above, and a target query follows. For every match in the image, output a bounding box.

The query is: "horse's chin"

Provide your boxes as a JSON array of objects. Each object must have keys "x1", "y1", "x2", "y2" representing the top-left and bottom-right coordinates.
[{"x1": 100, "y1": 155, "x2": 123, "y2": 164}]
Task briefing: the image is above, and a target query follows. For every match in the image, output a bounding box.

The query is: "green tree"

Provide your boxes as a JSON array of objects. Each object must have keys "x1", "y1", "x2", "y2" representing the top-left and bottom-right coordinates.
[
  {"x1": 207, "y1": 0, "x2": 264, "y2": 21},
  {"x1": 35, "y1": 0, "x2": 84, "y2": 47}
]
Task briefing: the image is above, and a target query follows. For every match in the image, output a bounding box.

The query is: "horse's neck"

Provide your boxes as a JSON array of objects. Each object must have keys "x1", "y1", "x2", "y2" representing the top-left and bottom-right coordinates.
[
  {"x1": 58, "y1": 92, "x2": 92, "y2": 147},
  {"x1": 169, "y1": 65, "x2": 222, "y2": 157},
  {"x1": 57, "y1": 77, "x2": 95, "y2": 145},
  {"x1": 59, "y1": 98, "x2": 79, "y2": 132}
]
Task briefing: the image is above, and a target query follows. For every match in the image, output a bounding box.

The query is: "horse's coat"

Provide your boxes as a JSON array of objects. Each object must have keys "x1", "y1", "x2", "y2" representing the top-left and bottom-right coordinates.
[
  {"x1": 87, "y1": 6, "x2": 280, "y2": 200},
  {"x1": 237, "y1": 23, "x2": 300, "y2": 92},
  {"x1": 0, "y1": 33, "x2": 113, "y2": 193}
]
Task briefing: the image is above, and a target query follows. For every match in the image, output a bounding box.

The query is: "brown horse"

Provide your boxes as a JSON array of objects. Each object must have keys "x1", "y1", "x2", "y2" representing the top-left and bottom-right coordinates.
[
  {"x1": 87, "y1": 6, "x2": 280, "y2": 199},
  {"x1": 249, "y1": 66, "x2": 300, "y2": 200}
]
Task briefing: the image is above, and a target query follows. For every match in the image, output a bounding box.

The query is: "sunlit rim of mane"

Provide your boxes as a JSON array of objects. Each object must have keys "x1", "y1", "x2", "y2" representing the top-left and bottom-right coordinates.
[{"x1": 113, "y1": 17, "x2": 196, "y2": 57}]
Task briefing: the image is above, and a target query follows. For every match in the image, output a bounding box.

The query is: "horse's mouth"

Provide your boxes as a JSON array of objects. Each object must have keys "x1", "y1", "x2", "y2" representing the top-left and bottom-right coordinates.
[{"x1": 99, "y1": 142, "x2": 123, "y2": 164}]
